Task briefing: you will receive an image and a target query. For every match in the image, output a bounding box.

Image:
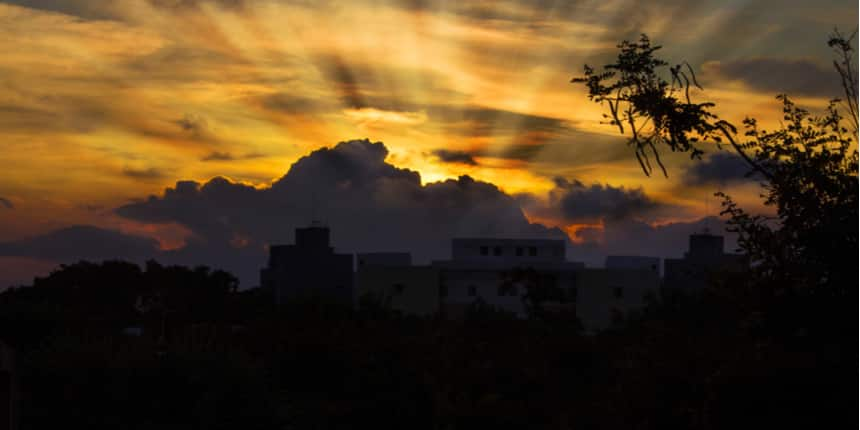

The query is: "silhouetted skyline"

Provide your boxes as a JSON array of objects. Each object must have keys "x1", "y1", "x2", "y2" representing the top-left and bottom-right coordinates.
[{"x1": 0, "y1": 0, "x2": 851, "y2": 288}]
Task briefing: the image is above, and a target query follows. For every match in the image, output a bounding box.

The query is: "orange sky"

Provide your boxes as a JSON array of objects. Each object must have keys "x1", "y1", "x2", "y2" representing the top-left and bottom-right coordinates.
[{"x1": 0, "y1": 0, "x2": 854, "y2": 256}]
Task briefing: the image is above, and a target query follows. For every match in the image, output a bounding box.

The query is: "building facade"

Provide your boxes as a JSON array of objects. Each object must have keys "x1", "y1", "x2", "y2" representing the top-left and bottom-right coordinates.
[
  {"x1": 605, "y1": 255, "x2": 661, "y2": 273},
  {"x1": 260, "y1": 224, "x2": 354, "y2": 305},
  {"x1": 432, "y1": 238, "x2": 582, "y2": 319},
  {"x1": 355, "y1": 253, "x2": 439, "y2": 316},
  {"x1": 431, "y1": 239, "x2": 660, "y2": 329},
  {"x1": 574, "y1": 268, "x2": 660, "y2": 329},
  {"x1": 663, "y1": 232, "x2": 747, "y2": 291}
]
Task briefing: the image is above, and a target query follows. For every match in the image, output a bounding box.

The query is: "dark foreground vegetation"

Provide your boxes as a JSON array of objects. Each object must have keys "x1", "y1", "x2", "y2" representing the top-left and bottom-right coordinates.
[{"x1": 0, "y1": 257, "x2": 853, "y2": 430}]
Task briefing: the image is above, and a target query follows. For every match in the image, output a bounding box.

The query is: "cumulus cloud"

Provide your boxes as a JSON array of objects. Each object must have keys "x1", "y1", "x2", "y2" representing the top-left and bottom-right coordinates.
[
  {"x1": 201, "y1": 151, "x2": 265, "y2": 162},
  {"x1": 431, "y1": 149, "x2": 478, "y2": 165},
  {"x1": 111, "y1": 139, "x2": 568, "y2": 285},
  {"x1": 2, "y1": 139, "x2": 737, "y2": 286},
  {"x1": 520, "y1": 177, "x2": 670, "y2": 224},
  {"x1": 0, "y1": 225, "x2": 162, "y2": 261},
  {"x1": 122, "y1": 166, "x2": 168, "y2": 180},
  {"x1": 566, "y1": 216, "x2": 739, "y2": 268},
  {"x1": 703, "y1": 57, "x2": 840, "y2": 97},
  {"x1": 683, "y1": 152, "x2": 761, "y2": 186}
]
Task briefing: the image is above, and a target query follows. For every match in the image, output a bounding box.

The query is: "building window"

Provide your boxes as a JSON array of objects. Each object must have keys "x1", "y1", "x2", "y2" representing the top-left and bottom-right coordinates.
[
  {"x1": 613, "y1": 286, "x2": 623, "y2": 299},
  {"x1": 528, "y1": 246, "x2": 537, "y2": 256},
  {"x1": 493, "y1": 246, "x2": 502, "y2": 256},
  {"x1": 439, "y1": 284, "x2": 448, "y2": 298},
  {"x1": 468, "y1": 285, "x2": 477, "y2": 297},
  {"x1": 393, "y1": 283, "x2": 405, "y2": 294},
  {"x1": 516, "y1": 247, "x2": 523, "y2": 256},
  {"x1": 480, "y1": 246, "x2": 489, "y2": 256},
  {"x1": 498, "y1": 285, "x2": 517, "y2": 296}
]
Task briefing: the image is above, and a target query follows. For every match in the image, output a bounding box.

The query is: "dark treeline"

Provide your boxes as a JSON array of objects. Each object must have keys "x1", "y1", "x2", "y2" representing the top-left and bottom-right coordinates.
[{"x1": 0, "y1": 257, "x2": 852, "y2": 430}]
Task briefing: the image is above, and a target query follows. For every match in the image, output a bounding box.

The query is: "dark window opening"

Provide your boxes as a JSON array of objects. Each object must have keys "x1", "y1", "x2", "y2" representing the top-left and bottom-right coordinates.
[
  {"x1": 393, "y1": 283, "x2": 405, "y2": 294},
  {"x1": 480, "y1": 246, "x2": 489, "y2": 256},
  {"x1": 468, "y1": 285, "x2": 477, "y2": 297},
  {"x1": 528, "y1": 246, "x2": 537, "y2": 256},
  {"x1": 613, "y1": 286, "x2": 623, "y2": 299},
  {"x1": 516, "y1": 247, "x2": 523, "y2": 256},
  {"x1": 439, "y1": 284, "x2": 448, "y2": 298},
  {"x1": 493, "y1": 246, "x2": 502, "y2": 256}
]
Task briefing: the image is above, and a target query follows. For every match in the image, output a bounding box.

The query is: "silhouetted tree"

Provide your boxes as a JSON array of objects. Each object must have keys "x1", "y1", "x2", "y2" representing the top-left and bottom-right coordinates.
[
  {"x1": 572, "y1": 31, "x2": 857, "y2": 429},
  {"x1": 572, "y1": 32, "x2": 858, "y2": 302}
]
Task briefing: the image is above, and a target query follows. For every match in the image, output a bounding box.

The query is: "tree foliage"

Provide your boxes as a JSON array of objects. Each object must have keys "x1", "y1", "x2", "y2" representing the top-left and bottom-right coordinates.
[
  {"x1": 572, "y1": 33, "x2": 859, "y2": 386},
  {"x1": 573, "y1": 32, "x2": 858, "y2": 293},
  {"x1": 571, "y1": 35, "x2": 762, "y2": 178}
]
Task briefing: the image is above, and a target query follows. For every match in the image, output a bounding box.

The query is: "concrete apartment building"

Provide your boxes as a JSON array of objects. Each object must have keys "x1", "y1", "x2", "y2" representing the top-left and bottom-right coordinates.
[
  {"x1": 432, "y1": 238, "x2": 584, "y2": 318},
  {"x1": 664, "y1": 232, "x2": 747, "y2": 291},
  {"x1": 355, "y1": 253, "x2": 439, "y2": 317},
  {"x1": 261, "y1": 226, "x2": 730, "y2": 331},
  {"x1": 260, "y1": 223, "x2": 354, "y2": 305}
]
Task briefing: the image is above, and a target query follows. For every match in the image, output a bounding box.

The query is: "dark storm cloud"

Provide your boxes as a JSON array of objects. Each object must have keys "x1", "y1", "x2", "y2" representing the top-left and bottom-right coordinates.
[
  {"x1": 565, "y1": 216, "x2": 738, "y2": 268},
  {"x1": 122, "y1": 166, "x2": 168, "y2": 180},
  {"x1": 4, "y1": 139, "x2": 729, "y2": 286},
  {"x1": 110, "y1": 139, "x2": 569, "y2": 285},
  {"x1": 430, "y1": 106, "x2": 574, "y2": 137},
  {"x1": 200, "y1": 151, "x2": 265, "y2": 162},
  {"x1": 474, "y1": 143, "x2": 548, "y2": 161},
  {"x1": 120, "y1": 45, "x2": 281, "y2": 85},
  {"x1": 145, "y1": 0, "x2": 247, "y2": 11},
  {"x1": 0, "y1": 225, "x2": 161, "y2": 261},
  {"x1": 174, "y1": 113, "x2": 207, "y2": 135},
  {"x1": 705, "y1": 58, "x2": 840, "y2": 97},
  {"x1": 0, "y1": 0, "x2": 117, "y2": 20},
  {"x1": 0, "y1": 197, "x2": 13, "y2": 209},
  {"x1": 683, "y1": 152, "x2": 761, "y2": 186},
  {"x1": 519, "y1": 177, "x2": 669, "y2": 224},
  {"x1": 397, "y1": 0, "x2": 583, "y2": 24},
  {"x1": 260, "y1": 93, "x2": 329, "y2": 115},
  {"x1": 431, "y1": 149, "x2": 478, "y2": 165},
  {"x1": 705, "y1": 57, "x2": 840, "y2": 97},
  {"x1": 315, "y1": 55, "x2": 366, "y2": 109},
  {"x1": 307, "y1": 57, "x2": 467, "y2": 110}
]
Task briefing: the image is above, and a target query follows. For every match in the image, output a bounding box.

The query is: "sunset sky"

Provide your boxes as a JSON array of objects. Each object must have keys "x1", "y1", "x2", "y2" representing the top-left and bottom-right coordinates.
[{"x1": 0, "y1": 0, "x2": 856, "y2": 287}]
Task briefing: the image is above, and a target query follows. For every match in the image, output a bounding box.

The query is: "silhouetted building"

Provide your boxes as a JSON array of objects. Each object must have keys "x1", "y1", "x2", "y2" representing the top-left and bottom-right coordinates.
[
  {"x1": 432, "y1": 238, "x2": 584, "y2": 318},
  {"x1": 605, "y1": 255, "x2": 660, "y2": 273},
  {"x1": 430, "y1": 239, "x2": 661, "y2": 329},
  {"x1": 357, "y1": 252, "x2": 412, "y2": 268},
  {"x1": 355, "y1": 253, "x2": 439, "y2": 316},
  {"x1": 574, "y1": 268, "x2": 659, "y2": 330},
  {"x1": 261, "y1": 224, "x2": 354, "y2": 305},
  {"x1": 663, "y1": 232, "x2": 747, "y2": 290}
]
